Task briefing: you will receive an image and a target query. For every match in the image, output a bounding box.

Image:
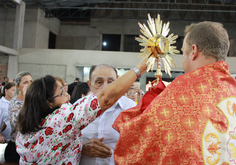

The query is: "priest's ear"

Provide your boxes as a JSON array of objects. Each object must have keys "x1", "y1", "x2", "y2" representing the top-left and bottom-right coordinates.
[{"x1": 191, "y1": 44, "x2": 199, "y2": 61}]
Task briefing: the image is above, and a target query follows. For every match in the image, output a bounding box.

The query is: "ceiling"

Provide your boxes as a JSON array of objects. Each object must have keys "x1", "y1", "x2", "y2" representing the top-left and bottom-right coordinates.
[{"x1": 1, "y1": 0, "x2": 236, "y2": 22}]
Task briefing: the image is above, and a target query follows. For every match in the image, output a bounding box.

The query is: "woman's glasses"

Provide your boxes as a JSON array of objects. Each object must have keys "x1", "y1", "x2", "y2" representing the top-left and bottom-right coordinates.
[{"x1": 53, "y1": 87, "x2": 66, "y2": 98}]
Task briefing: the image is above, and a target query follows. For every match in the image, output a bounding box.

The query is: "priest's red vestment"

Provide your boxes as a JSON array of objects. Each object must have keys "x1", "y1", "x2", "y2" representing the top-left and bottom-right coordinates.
[{"x1": 113, "y1": 61, "x2": 236, "y2": 165}]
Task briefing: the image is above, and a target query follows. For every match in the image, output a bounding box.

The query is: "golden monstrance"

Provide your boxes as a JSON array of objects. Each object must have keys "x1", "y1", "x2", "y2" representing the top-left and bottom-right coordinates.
[{"x1": 135, "y1": 14, "x2": 179, "y2": 85}]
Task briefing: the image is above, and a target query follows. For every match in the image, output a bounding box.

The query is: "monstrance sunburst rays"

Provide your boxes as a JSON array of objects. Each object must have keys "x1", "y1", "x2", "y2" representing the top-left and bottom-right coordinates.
[{"x1": 135, "y1": 14, "x2": 179, "y2": 85}]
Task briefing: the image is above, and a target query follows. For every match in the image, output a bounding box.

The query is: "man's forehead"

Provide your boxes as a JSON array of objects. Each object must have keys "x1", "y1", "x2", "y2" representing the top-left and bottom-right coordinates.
[{"x1": 91, "y1": 65, "x2": 116, "y2": 78}]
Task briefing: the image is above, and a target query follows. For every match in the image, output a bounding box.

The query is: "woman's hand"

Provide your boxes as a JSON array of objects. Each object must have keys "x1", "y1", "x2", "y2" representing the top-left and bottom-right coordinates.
[{"x1": 136, "y1": 58, "x2": 148, "y2": 75}]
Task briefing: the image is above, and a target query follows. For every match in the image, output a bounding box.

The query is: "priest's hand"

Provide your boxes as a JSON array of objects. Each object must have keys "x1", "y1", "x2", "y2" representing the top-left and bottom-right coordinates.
[{"x1": 82, "y1": 137, "x2": 112, "y2": 158}]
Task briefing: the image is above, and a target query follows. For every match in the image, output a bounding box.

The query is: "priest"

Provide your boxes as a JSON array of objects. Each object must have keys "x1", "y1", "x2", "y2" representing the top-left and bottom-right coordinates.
[{"x1": 113, "y1": 21, "x2": 236, "y2": 164}]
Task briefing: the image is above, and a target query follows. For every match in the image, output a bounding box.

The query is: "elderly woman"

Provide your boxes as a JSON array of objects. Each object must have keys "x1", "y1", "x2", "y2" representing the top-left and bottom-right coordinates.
[
  {"x1": 4, "y1": 71, "x2": 33, "y2": 163},
  {"x1": 15, "y1": 60, "x2": 146, "y2": 164}
]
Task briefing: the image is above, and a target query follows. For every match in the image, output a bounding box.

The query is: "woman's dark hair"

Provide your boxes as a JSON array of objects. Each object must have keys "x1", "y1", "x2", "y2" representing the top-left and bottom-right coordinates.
[
  {"x1": 68, "y1": 82, "x2": 78, "y2": 96},
  {"x1": 17, "y1": 75, "x2": 57, "y2": 134},
  {"x1": 1, "y1": 82, "x2": 15, "y2": 97},
  {"x1": 70, "y1": 82, "x2": 91, "y2": 104}
]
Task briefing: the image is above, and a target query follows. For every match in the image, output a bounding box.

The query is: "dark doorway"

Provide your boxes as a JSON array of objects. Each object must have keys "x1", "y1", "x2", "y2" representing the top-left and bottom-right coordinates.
[{"x1": 48, "y1": 31, "x2": 56, "y2": 49}]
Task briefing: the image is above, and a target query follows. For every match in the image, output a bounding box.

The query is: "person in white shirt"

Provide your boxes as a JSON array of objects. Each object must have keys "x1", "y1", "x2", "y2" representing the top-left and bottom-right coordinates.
[
  {"x1": 0, "y1": 82, "x2": 15, "y2": 142},
  {"x1": 78, "y1": 64, "x2": 136, "y2": 165}
]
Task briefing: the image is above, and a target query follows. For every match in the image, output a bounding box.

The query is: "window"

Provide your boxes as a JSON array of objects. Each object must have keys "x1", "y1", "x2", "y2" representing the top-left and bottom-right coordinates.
[
  {"x1": 123, "y1": 35, "x2": 141, "y2": 52},
  {"x1": 102, "y1": 34, "x2": 121, "y2": 51},
  {"x1": 174, "y1": 36, "x2": 184, "y2": 54}
]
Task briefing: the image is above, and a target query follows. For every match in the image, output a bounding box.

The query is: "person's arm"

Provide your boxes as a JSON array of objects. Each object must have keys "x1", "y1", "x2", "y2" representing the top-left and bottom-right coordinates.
[{"x1": 97, "y1": 59, "x2": 147, "y2": 112}]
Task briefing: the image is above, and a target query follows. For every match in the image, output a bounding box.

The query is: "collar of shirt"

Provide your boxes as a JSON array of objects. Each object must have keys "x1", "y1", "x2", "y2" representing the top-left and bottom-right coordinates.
[{"x1": 1, "y1": 97, "x2": 9, "y2": 103}]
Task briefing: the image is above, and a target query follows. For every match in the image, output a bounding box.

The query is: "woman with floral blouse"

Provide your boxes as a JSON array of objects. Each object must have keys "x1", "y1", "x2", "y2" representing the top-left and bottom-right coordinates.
[{"x1": 16, "y1": 60, "x2": 147, "y2": 164}]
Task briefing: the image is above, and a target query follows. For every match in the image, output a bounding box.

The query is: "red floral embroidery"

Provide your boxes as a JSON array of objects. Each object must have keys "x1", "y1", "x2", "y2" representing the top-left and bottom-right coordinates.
[
  {"x1": 63, "y1": 124, "x2": 72, "y2": 133},
  {"x1": 40, "y1": 119, "x2": 46, "y2": 126},
  {"x1": 62, "y1": 143, "x2": 71, "y2": 151},
  {"x1": 24, "y1": 142, "x2": 30, "y2": 148},
  {"x1": 31, "y1": 140, "x2": 38, "y2": 149},
  {"x1": 32, "y1": 163, "x2": 37, "y2": 165},
  {"x1": 24, "y1": 156, "x2": 27, "y2": 162},
  {"x1": 78, "y1": 133, "x2": 82, "y2": 137},
  {"x1": 90, "y1": 98, "x2": 98, "y2": 110},
  {"x1": 80, "y1": 98, "x2": 86, "y2": 104},
  {"x1": 58, "y1": 143, "x2": 63, "y2": 147},
  {"x1": 67, "y1": 162, "x2": 72, "y2": 165},
  {"x1": 59, "y1": 132, "x2": 62, "y2": 135},
  {"x1": 80, "y1": 125, "x2": 85, "y2": 130},
  {"x1": 73, "y1": 103, "x2": 79, "y2": 110},
  {"x1": 39, "y1": 136, "x2": 44, "y2": 144},
  {"x1": 66, "y1": 113, "x2": 74, "y2": 123},
  {"x1": 73, "y1": 144, "x2": 80, "y2": 151},
  {"x1": 55, "y1": 110, "x2": 59, "y2": 114},
  {"x1": 61, "y1": 163, "x2": 65, "y2": 165},
  {"x1": 52, "y1": 145, "x2": 58, "y2": 151},
  {"x1": 37, "y1": 152, "x2": 40, "y2": 158},
  {"x1": 96, "y1": 110, "x2": 102, "y2": 117},
  {"x1": 45, "y1": 127, "x2": 54, "y2": 135}
]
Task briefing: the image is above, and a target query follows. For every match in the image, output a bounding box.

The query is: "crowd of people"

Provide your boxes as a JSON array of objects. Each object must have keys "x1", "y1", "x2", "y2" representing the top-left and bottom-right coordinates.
[
  {"x1": 0, "y1": 62, "x2": 145, "y2": 164},
  {"x1": 0, "y1": 20, "x2": 235, "y2": 164}
]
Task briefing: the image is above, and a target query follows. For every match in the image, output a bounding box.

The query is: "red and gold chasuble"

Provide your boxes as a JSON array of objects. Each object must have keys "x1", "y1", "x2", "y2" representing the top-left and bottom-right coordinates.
[{"x1": 113, "y1": 61, "x2": 236, "y2": 165}]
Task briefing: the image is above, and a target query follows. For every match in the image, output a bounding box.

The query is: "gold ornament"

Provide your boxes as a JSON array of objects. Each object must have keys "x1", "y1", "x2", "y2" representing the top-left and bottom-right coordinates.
[{"x1": 135, "y1": 14, "x2": 179, "y2": 85}]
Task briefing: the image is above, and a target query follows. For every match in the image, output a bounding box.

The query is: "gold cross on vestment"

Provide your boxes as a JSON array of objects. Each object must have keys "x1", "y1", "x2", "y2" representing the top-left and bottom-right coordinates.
[
  {"x1": 125, "y1": 122, "x2": 131, "y2": 128},
  {"x1": 180, "y1": 95, "x2": 188, "y2": 103},
  {"x1": 124, "y1": 116, "x2": 129, "y2": 121},
  {"x1": 165, "y1": 133, "x2": 173, "y2": 142},
  {"x1": 145, "y1": 126, "x2": 152, "y2": 135},
  {"x1": 177, "y1": 80, "x2": 182, "y2": 85},
  {"x1": 132, "y1": 143, "x2": 136, "y2": 151},
  {"x1": 160, "y1": 108, "x2": 169, "y2": 116},
  {"x1": 194, "y1": 70, "x2": 199, "y2": 75},
  {"x1": 148, "y1": 151, "x2": 157, "y2": 158},
  {"x1": 119, "y1": 157, "x2": 124, "y2": 164},
  {"x1": 167, "y1": 160, "x2": 175, "y2": 165},
  {"x1": 188, "y1": 145, "x2": 194, "y2": 153},
  {"x1": 205, "y1": 106, "x2": 212, "y2": 115},
  {"x1": 198, "y1": 83, "x2": 207, "y2": 93},
  {"x1": 186, "y1": 118, "x2": 194, "y2": 127}
]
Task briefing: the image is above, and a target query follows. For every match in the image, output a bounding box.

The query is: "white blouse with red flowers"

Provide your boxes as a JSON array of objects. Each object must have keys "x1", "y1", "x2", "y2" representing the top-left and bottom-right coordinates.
[{"x1": 16, "y1": 94, "x2": 101, "y2": 165}]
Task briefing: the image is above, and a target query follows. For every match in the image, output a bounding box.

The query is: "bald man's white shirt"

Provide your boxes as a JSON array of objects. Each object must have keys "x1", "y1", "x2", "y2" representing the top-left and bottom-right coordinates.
[{"x1": 77, "y1": 96, "x2": 136, "y2": 165}]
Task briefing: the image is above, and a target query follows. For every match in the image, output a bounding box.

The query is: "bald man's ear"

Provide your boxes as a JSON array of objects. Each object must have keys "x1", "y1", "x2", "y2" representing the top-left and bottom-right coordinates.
[{"x1": 87, "y1": 80, "x2": 92, "y2": 90}]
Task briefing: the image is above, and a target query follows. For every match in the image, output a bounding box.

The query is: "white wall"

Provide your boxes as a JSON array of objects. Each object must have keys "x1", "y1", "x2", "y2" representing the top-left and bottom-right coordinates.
[{"x1": 19, "y1": 48, "x2": 236, "y2": 91}]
